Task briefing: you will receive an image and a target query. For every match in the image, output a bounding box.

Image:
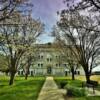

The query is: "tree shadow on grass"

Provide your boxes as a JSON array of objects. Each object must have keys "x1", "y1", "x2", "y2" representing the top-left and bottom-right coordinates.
[{"x1": 0, "y1": 77, "x2": 45, "y2": 100}]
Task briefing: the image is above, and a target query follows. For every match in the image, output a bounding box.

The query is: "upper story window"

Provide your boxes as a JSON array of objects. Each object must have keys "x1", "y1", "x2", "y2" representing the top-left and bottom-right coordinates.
[
  {"x1": 47, "y1": 58, "x2": 52, "y2": 62},
  {"x1": 38, "y1": 63, "x2": 40, "y2": 67},
  {"x1": 41, "y1": 56, "x2": 43, "y2": 59},
  {"x1": 47, "y1": 58, "x2": 49, "y2": 62},
  {"x1": 49, "y1": 58, "x2": 52, "y2": 62},
  {"x1": 38, "y1": 55, "x2": 43, "y2": 60},
  {"x1": 75, "y1": 71, "x2": 80, "y2": 75},
  {"x1": 56, "y1": 63, "x2": 60, "y2": 67},
  {"x1": 63, "y1": 64, "x2": 67, "y2": 67},
  {"x1": 38, "y1": 63, "x2": 43, "y2": 67},
  {"x1": 56, "y1": 55, "x2": 60, "y2": 59},
  {"x1": 56, "y1": 64, "x2": 58, "y2": 67},
  {"x1": 59, "y1": 63, "x2": 60, "y2": 67},
  {"x1": 56, "y1": 55, "x2": 58, "y2": 58},
  {"x1": 41, "y1": 63, "x2": 43, "y2": 67}
]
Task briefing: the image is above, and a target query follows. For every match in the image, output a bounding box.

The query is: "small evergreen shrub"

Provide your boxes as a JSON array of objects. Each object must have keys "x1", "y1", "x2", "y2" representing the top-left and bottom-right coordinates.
[
  {"x1": 87, "y1": 80, "x2": 98, "y2": 87},
  {"x1": 60, "y1": 81, "x2": 67, "y2": 88},
  {"x1": 65, "y1": 84, "x2": 86, "y2": 97}
]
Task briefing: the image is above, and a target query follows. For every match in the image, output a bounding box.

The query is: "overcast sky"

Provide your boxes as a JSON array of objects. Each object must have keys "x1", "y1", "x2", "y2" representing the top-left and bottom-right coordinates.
[{"x1": 32, "y1": 0, "x2": 66, "y2": 43}]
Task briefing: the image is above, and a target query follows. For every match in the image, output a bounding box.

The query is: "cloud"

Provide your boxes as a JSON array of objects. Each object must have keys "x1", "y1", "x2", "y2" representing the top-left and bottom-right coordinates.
[
  {"x1": 32, "y1": 0, "x2": 66, "y2": 43},
  {"x1": 32, "y1": 0, "x2": 66, "y2": 31}
]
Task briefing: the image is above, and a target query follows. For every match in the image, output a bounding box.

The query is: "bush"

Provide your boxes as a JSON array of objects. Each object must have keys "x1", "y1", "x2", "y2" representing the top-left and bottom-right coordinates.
[
  {"x1": 60, "y1": 81, "x2": 67, "y2": 88},
  {"x1": 65, "y1": 84, "x2": 86, "y2": 97},
  {"x1": 87, "y1": 80, "x2": 98, "y2": 87}
]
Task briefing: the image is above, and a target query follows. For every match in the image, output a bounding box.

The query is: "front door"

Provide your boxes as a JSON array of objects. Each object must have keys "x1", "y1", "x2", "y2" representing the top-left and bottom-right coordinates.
[{"x1": 47, "y1": 67, "x2": 52, "y2": 74}]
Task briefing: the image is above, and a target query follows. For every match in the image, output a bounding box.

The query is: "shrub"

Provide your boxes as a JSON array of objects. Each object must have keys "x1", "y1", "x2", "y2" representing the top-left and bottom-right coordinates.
[
  {"x1": 65, "y1": 84, "x2": 86, "y2": 97},
  {"x1": 87, "y1": 80, "x2": 98, "y2": 87},
  {"x1": 60, "y1": 81, "x2": 67, "y2": 89}
]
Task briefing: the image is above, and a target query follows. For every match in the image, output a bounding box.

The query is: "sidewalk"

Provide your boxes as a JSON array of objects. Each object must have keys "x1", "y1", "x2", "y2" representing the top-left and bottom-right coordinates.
[
  {"x1": 86, "y1": 87, "x2": 100, "y2": 96},
  {"x1": 37, "y1": 77, "x2": 66, "y2": 100}
]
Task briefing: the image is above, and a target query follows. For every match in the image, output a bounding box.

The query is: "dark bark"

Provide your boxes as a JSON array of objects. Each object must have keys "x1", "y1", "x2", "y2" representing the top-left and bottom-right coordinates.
[
  {"x1": 71, "y1": 66, "x2": 75, "y2": 80},
  {"x1": 25, "y1": 67, "x2": 29, "y2": 80},
  {"x1": 83, "y1": 64, "x2": 91, "y2": 83},
  {"x1": 9, "y1": 58, "x2": 16, "y2": 85},
  {"x1": 24, "y1": 57, "x2": 32, "y2": 80},
  {"x1": 72, "y1": 72, "x2": 75, "y2": 80},
  {"x1": 85, "y1": 71, "x2": 91, "y2": 83},
  {"x1": 9, "y1": 72, "x2": 16, "y2": 85},
  {"x1": 25, "y1": 73, "x2": 28, "y2": 80}
]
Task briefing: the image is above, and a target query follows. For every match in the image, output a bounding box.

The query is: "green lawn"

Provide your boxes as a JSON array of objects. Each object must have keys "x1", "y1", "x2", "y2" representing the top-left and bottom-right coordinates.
[
  {"x1": 54, "y1": 77, "x2": 82, "y2": 88},
  {"x1": 0, "y1": 76, "x2": 45, "y2": 100},
  {"x1": 54, "y1": 77, "x2": 100, "y2": 100}
]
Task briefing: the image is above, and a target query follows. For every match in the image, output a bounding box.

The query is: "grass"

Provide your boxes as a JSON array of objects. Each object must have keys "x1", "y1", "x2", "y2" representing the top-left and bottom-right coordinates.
[
  {"x1": 0, "y1": 76, "x2": 45, "y2": 100},
  {"x1": 54, "y1": 77, "x2": 82, "y2": 88},
  {"x1": 76, "y1": 75, "x2": 100, "y2": 91},
  {"x1": 75, "y1": 75, "x2": 100, "y2": 83},
  {"x1": 90, "y1": 75, "x2": 100, "y2": 83},
  {"x1": 55, "y1": 75, "x2": 100, "y2": 90},
  {"x1": 54, "y1": 76, "x2": 100, "y2": 100}
]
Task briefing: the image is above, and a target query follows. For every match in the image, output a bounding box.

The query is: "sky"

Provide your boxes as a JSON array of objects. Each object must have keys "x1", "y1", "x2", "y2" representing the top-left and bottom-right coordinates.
[
  {"x1": 31, "y1": 0, "x2": 100, "y2": 71},
  {"x1": 32, "y1": 0, "x2": 66, "y2": 43}
]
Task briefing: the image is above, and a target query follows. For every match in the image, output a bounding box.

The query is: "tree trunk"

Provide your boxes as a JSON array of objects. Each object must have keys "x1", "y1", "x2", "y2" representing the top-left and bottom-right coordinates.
[
  {"x1": 71, "y1": 67, "x2": 75, "y2": 80},
  {"x1": 9, "y1": 72, "x2": 15, "y2": 85},
  {"x1": 25, "y1": 73, "x2": 28, "y2": 80},
  {"x1": 72, "y1": 72, "x2": 75, "y2": 80},
  {"x1": 82, "y1": 63, "x2": 91, "y2": 83},
  {"x1": 25, "y1": 64, "x2": 30, "y2": 80},
  {"x1": 85, "y1": 72, "x2": 91, "y2": 83},
  {"x1": 25, "y1": 68, "x2": 29, "y2": 80}
]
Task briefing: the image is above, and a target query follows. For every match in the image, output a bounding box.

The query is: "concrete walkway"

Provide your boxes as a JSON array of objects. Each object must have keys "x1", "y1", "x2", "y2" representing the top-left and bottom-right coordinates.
[
  {"x1": 86, "y1": 87, "x2": 100, "y2": 96},
  {"x1": 37, "y1": 77, "x2": 66, "y2": 100}
]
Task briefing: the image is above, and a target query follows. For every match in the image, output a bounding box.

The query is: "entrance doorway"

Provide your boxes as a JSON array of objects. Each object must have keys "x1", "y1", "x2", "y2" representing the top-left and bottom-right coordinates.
[{"x1": 47, "y1": 66, "x2": 52, "y2": 74}]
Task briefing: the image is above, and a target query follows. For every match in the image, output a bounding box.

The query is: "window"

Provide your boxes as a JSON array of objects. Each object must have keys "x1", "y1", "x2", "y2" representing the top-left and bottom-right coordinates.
[
  {"x1": 21, "y1": 71, "x2": 23, "y2": 75},
  {"x1": 41, "y1": 55, "x2": 43, "y2": 59},
  {"x1": 30, "y1": 71, "x2": 33, "y2": 76},
  {"x1": 47, "y1": 58, "x2": 49, "y2": 62},
  {"x1": 56, "y1": 55, "x2": 60, "y2": 58},
  {"x1": 38, "y1": 63, "x2": 43, "y2": 67},
  {"x1": 77, "y1": 71, "x2": 80, "y2": 75},
  {"x1": 38, "y1": 55, "x2": 40, "y2": 59},
  {"x1": 49, "y1": 58, "x2": 52, "y2": 62},
  {"x1": 65, "y1": 71, "x2": 68, "y2": 76},
  {"x1": 38, "y1": 63, "x2": 40, "y2": 67},
  {"x1": 38, "y1": 55, "x2": 43, "y2": 59},
  {"x1": 74, "y1": 71, "x2": 80, "y2": 75},
  {"x1": 47, "y1": 58, "x2": 52, "y2": 62},
  {"x1": 59, "y1": 63, "x2": 60, "y2": 67},
  {"x1": 56, "y1": 63, "x2": 60, "y2": 67},
  {"x1": 41, "y1": 64, "x2": 43, "y2": 67},
  {"x1": 63, "y1": 64, "x2": 67, "y2": 67},
  {"x1": 56, "y1": 64, "x2": 58, "y2": 67},
  {"x1": 56, "y1": 56, "x2": 58, "y2": 58},
  {"x1": 18, "y1": 71, "x2": 20, "y2": 75}
]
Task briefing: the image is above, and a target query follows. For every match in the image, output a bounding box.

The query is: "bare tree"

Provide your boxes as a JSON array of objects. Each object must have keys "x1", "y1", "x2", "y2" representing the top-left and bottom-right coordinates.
[
  {"x1": 24, "y1": 55, "x2": 33, "y2": 80},
  {"x1": 0, "y1": 54, "x2": 8, "y2": 73},
  {"x1": 0, "y1": 0, "x2": 33, "y2": 21},
  {"x1": 56, "y1": 10, "x2": 100, "y2": 82},
  {"x1": 21, "y1": 51, "x2": 36, "y2": 80},
  {"x1": 0, "y1": 13, "x2": 43, "y2": 85},
  {"x1": 64, "y1": 0, "x2": 100, "y2": 11},
  {"x1": 62, "y1": 45, "x2": 79, "y2": 80},
  {"x1": 53, "y1": 30, "x2": 79, "y2": 80}
]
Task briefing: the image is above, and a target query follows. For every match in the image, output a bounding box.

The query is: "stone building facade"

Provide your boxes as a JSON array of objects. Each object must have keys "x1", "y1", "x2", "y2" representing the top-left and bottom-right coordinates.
[{"x1": 18, "y1": 43, "x2": 85, "y2": 76}]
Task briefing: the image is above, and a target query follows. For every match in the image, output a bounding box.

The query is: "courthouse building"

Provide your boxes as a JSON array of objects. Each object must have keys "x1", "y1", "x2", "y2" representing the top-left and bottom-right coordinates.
[{"x1": 18, "y1": 43, "x2": 84, "y2": 76}]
